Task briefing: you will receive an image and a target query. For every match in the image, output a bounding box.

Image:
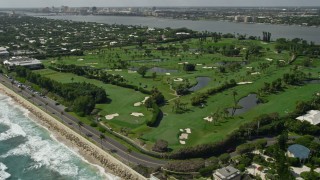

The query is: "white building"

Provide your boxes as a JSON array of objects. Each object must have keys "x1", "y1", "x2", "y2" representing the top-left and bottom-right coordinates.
[
  {"x1": 0, "y1": 47, "x2": 9, "y2": 59},
  {"x1": 296, "y1": 110, "x2": 320, "y2": 125},
  {"x1": 3, "y1": 56, "x2": 43, "y2": 70},
  {"x1": 213, "y1": 165, "x2": 241, "y2": 180}
]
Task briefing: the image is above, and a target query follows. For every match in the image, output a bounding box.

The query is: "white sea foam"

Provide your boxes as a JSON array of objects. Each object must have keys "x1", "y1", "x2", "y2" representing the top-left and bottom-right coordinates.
[
  {"x1": 0, "y1": 91, "x2": 118, "y2": 180},
  {"x1": 1, "y1": 135, "x2": 79, "y2": 177},
  {"x1": 0, "y1": 123, "x2": 26, "y2": 141},
  {"x1": 0, "y1": 162, "x2": 11, "y2": 179},
  {"x1": 49, "y1": 130, "x2": 120, "y2": 180}
]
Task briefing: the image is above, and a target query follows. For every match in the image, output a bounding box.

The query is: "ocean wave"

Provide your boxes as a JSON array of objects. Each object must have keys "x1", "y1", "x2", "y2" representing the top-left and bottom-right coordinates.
[
  {"x1": 1, "y1": 135, "x2": 79, "y2": 177},
  {"x1": 0, "y1": 162, "x2": 11, "y2": 179},
  {"x1": 0, "y1": 95, "x2": 111, "y2": 180},
  {"x1": 0, "y1": 120, "x2": 27, "y2": 141}
]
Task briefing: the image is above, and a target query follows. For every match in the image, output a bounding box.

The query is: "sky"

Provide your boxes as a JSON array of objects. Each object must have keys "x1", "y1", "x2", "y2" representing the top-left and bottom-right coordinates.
[{"x1": 1, "y1": 0, "x2": 320, "y2": 8}]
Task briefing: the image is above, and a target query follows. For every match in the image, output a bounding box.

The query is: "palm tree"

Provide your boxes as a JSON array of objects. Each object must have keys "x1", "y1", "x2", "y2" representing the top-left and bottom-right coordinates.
[
  {"x1": 126, "y1": 148, "x2": 132, "y2": 164},
  {"x1": 223, "y1": 108, "x2": 229, "y2": 118},
  {"x1": 19, "y1": 86, "x2": 24, "y2": 96},
  {"x1": 31, "y1": 94, "x2": 35, "y2": 104},
  {"x1": 10, "y1": 80, "x2": 14, "y2": 89},
  {"x1": 44, "y1": 102, "x2": 48, "y2": 112},
  {"x1": 232, "y1": 90, "x2": 238, "y2": 108},
  {"x1": 78, "y1": 121, "x2": 83, "y2": 133},
  {"x1": 99, "y1": 134, "x2": 105, "y2": 148},
  {"x1": 60, "y1": 111, "x2": 64, "y2": 121}
]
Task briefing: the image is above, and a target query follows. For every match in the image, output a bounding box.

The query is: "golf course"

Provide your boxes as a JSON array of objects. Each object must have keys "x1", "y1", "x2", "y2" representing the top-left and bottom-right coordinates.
[{"x1": 34, "y1": 37, "x2": 320, "y2": 151}]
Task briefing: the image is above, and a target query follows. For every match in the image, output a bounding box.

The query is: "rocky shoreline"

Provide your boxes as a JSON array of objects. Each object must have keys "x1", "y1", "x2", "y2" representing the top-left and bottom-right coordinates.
[{"x1": 0, "y1": 83, "x2": 146, "y2": 180}]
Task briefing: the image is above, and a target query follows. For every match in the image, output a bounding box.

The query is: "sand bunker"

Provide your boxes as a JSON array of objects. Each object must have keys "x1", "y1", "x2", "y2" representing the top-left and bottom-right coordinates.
[
  {"x1": 128, "y1": 70, "x2": 137, "y2": 73},
  {"x1": 179, "y1": 133, "x2": 189, "y2": 140},
  {"x1": 166, "y1": 73, "x2": 171, "y2": 75},
  {"x1": 174, "y1": 78, "x2": 183, "y2": 82},
  {"x1": 185, "y1": 128, "x2": 191, "y2": 134},
  {"x1": 77, "y1": 58, "x2": 84, "y2": 61},
  {"x1": 251, "y1": 72, "x2": 261, "y2": 75},
  {"x1": 115, "y1": 69, "x2": 122, "y2": 71},
  {"x1": 130, "y1": 112, "x2": 144, "y2": 117},
  {"x1": 141, "y1": 97, "x2": 150, "y2": 104},
  {"x1": 105, "y1": 113, "x2": 119, "y2": 120},
  {"x1": 202, "y1": 66, "x2": 213, "y2": 69},
  {"x1": 237, "y1": 82, "x2": 253, "y2": 85},
  {"x1": 204, "y1": 116, "x2": 213, "y2": 122},
  {"x1": 246, "y1": 66, "x2": 252, "y2": 69},
  {"x1": 265, "y1": 58, "x2": 273, "y2": 61},
  {"x1": 134, "y1": 102, "x2": 142, "y2": 107},
  {"x1": 179, "y1": 128, "x2": 192, "y2": 144},
  {"x1": 134, "y1": 97, "x2": 150, "y2": 107}
]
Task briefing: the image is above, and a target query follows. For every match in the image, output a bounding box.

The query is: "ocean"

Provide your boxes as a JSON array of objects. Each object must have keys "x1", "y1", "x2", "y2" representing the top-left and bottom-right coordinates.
[{"x1": 0, "y1": 93, "x2": 118, "y2": 180}]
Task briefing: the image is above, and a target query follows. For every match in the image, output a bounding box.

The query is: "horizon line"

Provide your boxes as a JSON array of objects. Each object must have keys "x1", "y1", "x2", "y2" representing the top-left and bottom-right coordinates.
[{"x1": 1, "y1": 5, "x2": 320, "y2": 9}]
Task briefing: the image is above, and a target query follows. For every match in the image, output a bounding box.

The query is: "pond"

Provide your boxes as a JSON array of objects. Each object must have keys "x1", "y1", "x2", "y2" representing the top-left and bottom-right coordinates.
[
  {"x1": 189, "y1": 77, "x2": 211, "y2": 92},
  {"x1": 304, "y1": 79, "x2": 320, "y2": 84},
  {"x1": 228, "y1": 94, "x2": 259, "y2": 116}
]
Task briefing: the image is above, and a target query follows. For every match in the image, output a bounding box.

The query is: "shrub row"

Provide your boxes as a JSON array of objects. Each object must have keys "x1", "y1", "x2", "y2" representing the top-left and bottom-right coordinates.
[
  {"x1": 147, "y1": 103, "x2": 162, "y2": 127},
  {"x1": 191, "y1": 80, "x2": 237, "y2": 106}
]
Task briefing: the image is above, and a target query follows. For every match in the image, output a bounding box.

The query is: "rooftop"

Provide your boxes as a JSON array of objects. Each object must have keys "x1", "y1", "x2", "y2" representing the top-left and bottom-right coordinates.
[
  {"x1": 0, "y1": 47, "x2": 7, "y2": 52},
  {"x1": 214, "y1": 165, "x2": 240, "y2": 179},
  {"x1": 288, "y1": 144, "x2": 310, "y2": 160},
  {"x1": 3, "y1": 56, "x2": 42, "y2": 67},
  {"x1": 296, "y1": 110, "x2": 320, "y2": 125}
]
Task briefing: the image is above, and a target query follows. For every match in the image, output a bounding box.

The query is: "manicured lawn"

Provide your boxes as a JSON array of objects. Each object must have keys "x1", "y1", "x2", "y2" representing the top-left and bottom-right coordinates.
[{"x1": 36, "y1": 37, "x2": 320, "y2": 151}]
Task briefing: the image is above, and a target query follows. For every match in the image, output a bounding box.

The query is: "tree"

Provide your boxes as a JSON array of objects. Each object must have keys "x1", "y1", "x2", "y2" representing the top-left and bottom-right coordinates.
[
  {"x1": 44, "y1": 102, "x2": 48, "y2": 112},
  {"x1": 301, "y1": 171, "x2": 320, "y2": 180},
  {"x1": 137, "y1": 66, "x2": 148, "y2": 77},
  {"x1": 232, "y1": 90, "x2": 238, "y2": 108},
  {"x1": 73, "y1": 96, "x2": 95, "y2": 116},
  {"x1": 236, "y1": 143, "x2": 255, "y2": 155},
  {"x1": 218, "y1": 153, "x2": 231, "y2": 165},
  {"x1": 78, "y1": 121, "x2": 83, "y2": 133},
  {"x1": 99, "y1": 134, "x2": 105, "y2": 148},
  {"x1": 295, "y1": 135, "x2": 314, "y2": 147},
  {"x1": 152, "y1": 139, "x2": 168, "y2": 152},
  {"x1": 183, "y1": 63, "x2": 196, "y2": 71},
  {"x1": 60, "y1": 111, "x2": 64, "y2": 121},
  {"x1": 144, "y1": 98, "x2": 153, "y2": 109},
  {"x1": 152, "y1": 72, "x2": 157, "y2": 80},
  {"x1": 278, "y1": 132, "x2": 288, "y2": 151}
]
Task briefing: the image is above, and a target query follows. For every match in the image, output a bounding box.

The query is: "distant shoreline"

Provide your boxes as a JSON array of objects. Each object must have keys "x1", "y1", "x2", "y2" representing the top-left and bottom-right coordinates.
[{"x1": 0, "y1": 82, "x2": 145, "y2": 180}]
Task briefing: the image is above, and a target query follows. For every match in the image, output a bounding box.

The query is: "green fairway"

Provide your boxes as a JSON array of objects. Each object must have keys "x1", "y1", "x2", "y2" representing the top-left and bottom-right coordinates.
[{"x1": 36, "y1": 37, "x2": 320, "y2": 151}]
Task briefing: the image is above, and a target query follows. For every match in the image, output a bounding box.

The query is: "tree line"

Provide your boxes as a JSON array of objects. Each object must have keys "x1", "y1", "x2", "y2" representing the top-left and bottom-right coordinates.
[
  {"x1": 191, "y1": 79, "x2": 237, "y2": 106},
  {"x1": 49, "y1": 64, "x2": 151, "y2": 95},
  {"x1": 15, "y1": 66, "x2": 108, "y2": 116}
]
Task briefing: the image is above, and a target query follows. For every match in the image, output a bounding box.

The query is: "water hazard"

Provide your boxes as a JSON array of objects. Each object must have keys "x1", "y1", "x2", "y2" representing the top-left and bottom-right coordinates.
[{"x1": 228, "y1": 94, "x2": 259, "y2": 116}]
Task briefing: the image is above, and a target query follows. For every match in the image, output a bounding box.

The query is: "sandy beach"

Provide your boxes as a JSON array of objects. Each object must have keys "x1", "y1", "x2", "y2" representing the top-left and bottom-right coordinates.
[{"x1": 0, "y1": 83, "x2": 146, "y2": 180}]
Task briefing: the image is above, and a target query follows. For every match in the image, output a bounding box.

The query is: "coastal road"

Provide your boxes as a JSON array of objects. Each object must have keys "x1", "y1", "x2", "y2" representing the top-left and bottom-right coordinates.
[{"x1": 0, "y1": 74, "x2": 166, "y2": 168}]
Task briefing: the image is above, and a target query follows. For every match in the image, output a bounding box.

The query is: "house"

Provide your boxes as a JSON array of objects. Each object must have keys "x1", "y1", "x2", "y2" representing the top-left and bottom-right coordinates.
[
  {"x1": 287, "y1": 144, "x2": 310, "y2": 161},
  {"x1": 0, "y1": 47, "x2": 9, "y2": 59},
  {"x1": 3, "y1": 56, "x2": 43, "y2": 70},
  {"x1": 296, "y1": 110, "x2": 320, "y2": 125},
  {"x1": 213, "y1": 165, "x2": 241, "y2": 180}
]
